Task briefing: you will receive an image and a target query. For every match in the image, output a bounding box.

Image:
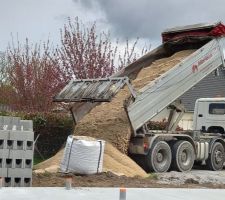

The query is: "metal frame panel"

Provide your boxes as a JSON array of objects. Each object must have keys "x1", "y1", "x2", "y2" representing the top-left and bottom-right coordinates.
[
  {"x1": 128, "y1": 38, "x2": 225, "y2": 132},
  {"x1": 54, "y1": 77, "x2": 129, "y2": 103}
]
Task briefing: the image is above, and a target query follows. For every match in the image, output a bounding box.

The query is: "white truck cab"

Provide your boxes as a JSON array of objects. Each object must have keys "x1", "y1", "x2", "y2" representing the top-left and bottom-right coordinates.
[{"x1": 193, "y1": 98, "x2": 225, "y2": 133}]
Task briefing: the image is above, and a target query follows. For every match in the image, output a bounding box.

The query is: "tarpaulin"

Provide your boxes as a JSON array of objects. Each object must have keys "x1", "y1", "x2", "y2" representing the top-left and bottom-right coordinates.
[{"x1": 162, "y1": 22, "x2": 225, "y2": 43}]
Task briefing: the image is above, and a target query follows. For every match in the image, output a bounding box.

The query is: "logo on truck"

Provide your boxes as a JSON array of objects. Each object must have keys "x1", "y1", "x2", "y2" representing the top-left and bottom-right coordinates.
[
  {"x1": 192, "y1": 64, "x2": 198, "y2": 73},
  {"x1": 191, "y1": 46, "x2": 217, "y2": 73}
]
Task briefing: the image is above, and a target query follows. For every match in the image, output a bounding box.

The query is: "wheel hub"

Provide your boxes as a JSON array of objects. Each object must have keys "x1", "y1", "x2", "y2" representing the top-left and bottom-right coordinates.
[
  {"x1": 181, "y1": 151, "x2": 187, "y2": 162},
  {"x1": 157, "y1": 152, "x2": 163, "y2": 162},
  {"x1": 215, "y1": 150, "x2": 222, "y2": 163}
]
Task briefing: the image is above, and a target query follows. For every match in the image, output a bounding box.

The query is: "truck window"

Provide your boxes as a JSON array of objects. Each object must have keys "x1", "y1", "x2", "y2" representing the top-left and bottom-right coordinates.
[{"x1": 209, "y1": 103, "x2": 225, "y2": 115}]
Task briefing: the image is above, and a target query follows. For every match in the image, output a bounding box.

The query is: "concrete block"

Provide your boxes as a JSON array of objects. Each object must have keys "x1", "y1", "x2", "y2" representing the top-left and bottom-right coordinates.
[
  {"x1": 2, "y1": 116, "x2": 20, "y2": 126},
  {"x1": 15, "y1": 140, "x2": 24, "y2": 150},
  {"x1": 4, "y1": 177, "x2": 12, "y2": 187},
  {"x1": 16, "y1": 125, "x2": 22, "y2": 131},
  {"x1": 8, "y1": 168, "x2": 32, "y2": 177},
  {"x1": 2, "y1": 117, "x2": 13, "y2": 130},
  {"x1": 10, "y1": 130, "x2": 34, "y2": 141},
  {"x1": 23, "y1": 177, "x2": 32, "y2": 187},
  {"x1": 0, "y1": 139, "x2": 7, "y2": 150},
  {"x1": 5, "y1": 158, "x2": 13, "y2": 168},
  {"x1": 0, "y1": 168, "x2": 7, "y2": 177},
  {"x1": 0, "y1": 130, "x2": 10, "y2": 140},
  {"x1": 20, "y1": 120, "x2": 33, "y2": 131},
  {"x1": 3, "y1": 116, "x2": 11, "y2": 126},
  {"x1": 14, "y1": 159, "x2": 23, "y2": 168},
  {"x1": 0, "y1": 139, "x2": 3, "y2": 149},
  {"x1": 0, "y1": 116, "x2": 3, "y2": 126},
  {"x1": 25, "y1": 159, "x2": 33, "y2": 168},
  {"x1": 6, "y1": 140, "x2": 14, "y2": 150},
  {"x1": 26, "y1": 141, "x2": 33, "y2": 150},
  {"x1": 3, "y1": 176, "x2": 32, "y2": 187},
  {"x1": 8, "y1": 150, "x2": 33, "y2": 160},
  {"x1": 11, "y1": 117, "x2": 20, "y2": 126},
  {"x1": 0, "y1": 149, "x2": 9, "y2": 159},
  {"x1": 0, "y1": 158, "x2": 3, "y2": 167},
  {"x1": 11, "y1": 140, "x2": 24, "y2": 150},
  {"x1": 13, "y1": 177, "x2": 22, "y2": 187}
]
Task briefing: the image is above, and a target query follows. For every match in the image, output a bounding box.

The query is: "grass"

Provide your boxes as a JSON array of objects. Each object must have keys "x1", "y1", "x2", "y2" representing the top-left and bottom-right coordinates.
[
  {"x1": 147, "y1": 173, "x2": 158, "y2": 180},
  {"x1": 33, "y1": 156, "x2": 45, "y2": 166}
]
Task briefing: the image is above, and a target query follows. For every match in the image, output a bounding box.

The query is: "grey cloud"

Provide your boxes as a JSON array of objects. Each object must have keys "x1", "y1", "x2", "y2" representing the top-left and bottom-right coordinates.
[
  {"x1": 77, "y1": 0, "x2": 225, "y2": 41},
  {"x1": 73, "y1": 0, "x2": 95, "y2": 10}
]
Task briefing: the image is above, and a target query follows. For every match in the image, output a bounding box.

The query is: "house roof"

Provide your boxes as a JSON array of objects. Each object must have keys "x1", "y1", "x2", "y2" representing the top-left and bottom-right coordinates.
[{"x1": 180, "y1": 67, "x2": 225, "y2": 112}]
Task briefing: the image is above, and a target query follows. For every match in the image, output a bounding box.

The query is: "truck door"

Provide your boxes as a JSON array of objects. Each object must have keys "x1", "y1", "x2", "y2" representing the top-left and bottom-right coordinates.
[
  {"x1": 194, "y1": 101, "x2": 207, "y2": 131},
  {"x1": 205, "y1": 102, "x2": 225, "y2": 133}
]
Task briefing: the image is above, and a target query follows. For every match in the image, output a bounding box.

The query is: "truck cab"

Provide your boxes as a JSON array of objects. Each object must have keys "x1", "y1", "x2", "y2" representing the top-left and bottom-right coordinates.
[{"x1": 193, "y1": 98, "x2": 225, "y2": 134}]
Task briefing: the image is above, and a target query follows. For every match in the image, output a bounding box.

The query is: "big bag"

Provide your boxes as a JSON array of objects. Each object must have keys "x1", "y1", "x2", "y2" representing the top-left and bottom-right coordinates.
[{"x1": 60, "y1": 135, "x2": 105, "y2": 174}]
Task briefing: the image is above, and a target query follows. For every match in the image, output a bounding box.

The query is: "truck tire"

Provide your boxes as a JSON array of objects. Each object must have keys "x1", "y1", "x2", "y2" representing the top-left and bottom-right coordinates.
[
  {"x1": 206, "y1": 142, "x2": 225, "y2": 171},
  {"x1": 171, "y1": 140, "x2": 195, "y2": 172},
  {"x1": 147, "y1": 141, "x2": 171, "y2": 173}
]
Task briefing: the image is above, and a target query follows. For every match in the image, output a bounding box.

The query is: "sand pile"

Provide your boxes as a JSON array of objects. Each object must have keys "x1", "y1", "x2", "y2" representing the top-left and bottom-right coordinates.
[
  {"x1": 35, "y1": 50, "x2": 195, "y2": 177},
  {"x1": 34, "y1": 137, "x2": 147, "y2": 177}
]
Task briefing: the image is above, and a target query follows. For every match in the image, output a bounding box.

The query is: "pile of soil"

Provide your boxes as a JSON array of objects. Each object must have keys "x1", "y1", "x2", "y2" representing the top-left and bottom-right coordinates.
[
  {"x1": 32, "y1": 172, "x2": 159, "y2": 187},
  {"x1": 35, "y1": 50, "x2": 195, "y2": 177}
]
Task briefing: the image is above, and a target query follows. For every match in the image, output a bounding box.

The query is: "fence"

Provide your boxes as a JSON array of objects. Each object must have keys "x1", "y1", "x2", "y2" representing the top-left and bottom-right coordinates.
[{"x1": 0, "y1": 104, "x2": 13, "y2": 112}]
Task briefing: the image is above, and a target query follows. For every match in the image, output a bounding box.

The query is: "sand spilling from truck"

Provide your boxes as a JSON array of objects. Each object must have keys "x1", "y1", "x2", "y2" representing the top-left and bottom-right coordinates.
[
  {"x1": 72, "y1": 49, "x2": 195, "y2": 152},
  {"x1": 35, "y1": 49, "x2": 195, "y2": 177}
]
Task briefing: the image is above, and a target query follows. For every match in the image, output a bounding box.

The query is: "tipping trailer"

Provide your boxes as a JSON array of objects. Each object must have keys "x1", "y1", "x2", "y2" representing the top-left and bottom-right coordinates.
[{"x1": 54, "y1": 22, "x2": 225, "y2": 172}]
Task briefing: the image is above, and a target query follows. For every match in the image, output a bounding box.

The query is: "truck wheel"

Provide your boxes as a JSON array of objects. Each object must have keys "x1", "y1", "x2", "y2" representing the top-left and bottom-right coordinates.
[
  {"x1": 147, "y1": 141, "x2": 171, "y2": 173},
  {"x1": 206, "y1": 142, "x2": 225, "y2": 171},
  {"x1": 171, "y1": 140, "x2": 195, "y2": 172}
]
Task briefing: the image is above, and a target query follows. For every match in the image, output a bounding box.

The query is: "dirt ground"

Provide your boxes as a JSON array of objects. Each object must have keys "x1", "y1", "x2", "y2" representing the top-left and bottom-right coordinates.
[{"x1": 32, "y1": 170, "x2": 225, "y2": 189}]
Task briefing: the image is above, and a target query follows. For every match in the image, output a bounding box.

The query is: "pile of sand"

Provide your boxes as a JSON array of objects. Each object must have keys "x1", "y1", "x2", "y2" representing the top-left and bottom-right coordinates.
[
  {"x1": 35, "y1": 50, "x2": 195, "y2": 177},
  {"x1": 34, "y1": 137, "x2": 147, "y2": 177}
]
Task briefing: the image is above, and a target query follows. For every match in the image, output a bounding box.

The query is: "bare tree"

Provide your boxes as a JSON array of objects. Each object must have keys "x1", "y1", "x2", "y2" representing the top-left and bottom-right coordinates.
[
  {"x1": 4, "y1": 18, "x2": 150, "y2": 112},
  {"x1": 57, "y1": 17, "x2": 149, "y2": 79}
]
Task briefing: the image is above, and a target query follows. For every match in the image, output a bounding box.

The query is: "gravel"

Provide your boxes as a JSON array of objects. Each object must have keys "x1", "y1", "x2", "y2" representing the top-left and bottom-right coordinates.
[{"x1": 157, "y1": 168, "x2": 225, "y2": 185}]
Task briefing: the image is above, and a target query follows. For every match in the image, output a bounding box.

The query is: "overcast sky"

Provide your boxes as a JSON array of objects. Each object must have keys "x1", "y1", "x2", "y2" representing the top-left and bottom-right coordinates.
[{"x1": 1, "y1": 0, "x2": 225, "y2": 51}]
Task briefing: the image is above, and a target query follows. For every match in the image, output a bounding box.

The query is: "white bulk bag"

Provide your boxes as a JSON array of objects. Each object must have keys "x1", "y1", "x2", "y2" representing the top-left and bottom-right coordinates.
[{"x1": 60, "y1": 135, "x2": 105, "y2": 174}]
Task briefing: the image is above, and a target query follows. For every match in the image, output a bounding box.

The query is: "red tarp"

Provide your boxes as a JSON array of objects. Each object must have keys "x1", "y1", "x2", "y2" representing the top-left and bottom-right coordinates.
[{"x1": 162, "y1": 23, "x2": 225, "y2": 43}]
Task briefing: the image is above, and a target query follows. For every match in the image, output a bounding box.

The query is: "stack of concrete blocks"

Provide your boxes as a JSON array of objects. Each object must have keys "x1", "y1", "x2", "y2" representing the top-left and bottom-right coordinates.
[{"x1": 0, "y1": 116, "x2": 34, "y2": 187}]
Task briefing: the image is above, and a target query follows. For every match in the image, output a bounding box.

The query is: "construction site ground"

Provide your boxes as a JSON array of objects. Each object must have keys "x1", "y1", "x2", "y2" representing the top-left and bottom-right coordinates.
[{"x1": 33, "y1": 167, "x2": 225, "y2": 188}]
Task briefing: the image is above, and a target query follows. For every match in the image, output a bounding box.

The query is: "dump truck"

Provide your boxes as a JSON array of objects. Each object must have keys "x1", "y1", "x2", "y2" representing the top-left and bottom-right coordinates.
[{"x1": 54, "y1": 22, "x2": 225, "y2": 173}]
